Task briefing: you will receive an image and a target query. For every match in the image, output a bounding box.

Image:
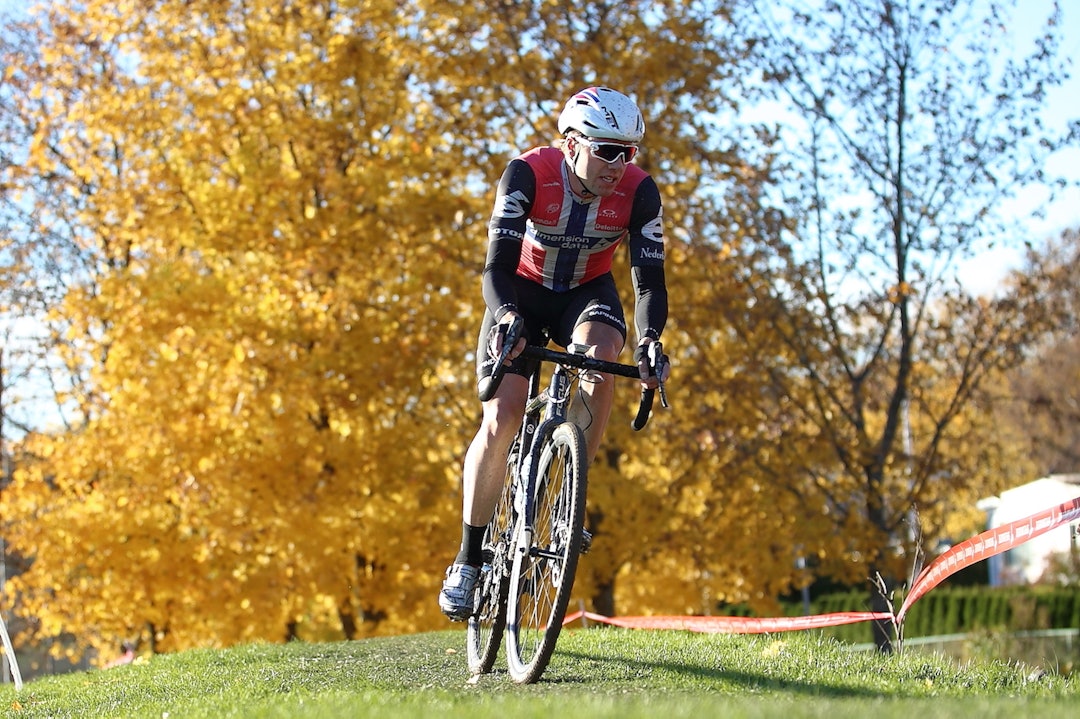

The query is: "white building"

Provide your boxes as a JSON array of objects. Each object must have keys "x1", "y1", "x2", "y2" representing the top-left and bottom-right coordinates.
[{"x1": 978, "y1": 474, "x2": 1080, "y2": 586}]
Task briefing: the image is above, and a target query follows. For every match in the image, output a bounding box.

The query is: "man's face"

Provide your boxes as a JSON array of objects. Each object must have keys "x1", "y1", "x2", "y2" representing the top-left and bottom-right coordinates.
[{"x1": 570, "y1": 137, "x2": 638, "y2": 197}]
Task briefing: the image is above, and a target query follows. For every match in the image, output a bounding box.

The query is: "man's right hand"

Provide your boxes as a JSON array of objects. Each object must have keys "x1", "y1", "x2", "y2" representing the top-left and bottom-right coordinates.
[{"x1": 488, "y1": 313, "x2": 526, "y2": 365}]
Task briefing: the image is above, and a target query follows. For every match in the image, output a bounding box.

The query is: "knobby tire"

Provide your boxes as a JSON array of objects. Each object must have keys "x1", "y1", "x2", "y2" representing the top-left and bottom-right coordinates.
[{"x1": 505, "y1": 421, "x2": 587, "y2": 684}]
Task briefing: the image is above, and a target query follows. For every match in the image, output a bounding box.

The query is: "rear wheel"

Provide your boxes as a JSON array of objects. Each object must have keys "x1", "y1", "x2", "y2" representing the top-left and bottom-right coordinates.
[
  {"x1": 505, "y1": 421, "x2": 587, "y2": 684},
  {"x1": 465, "y1": 441, "x2": 518, "y2": 674}
]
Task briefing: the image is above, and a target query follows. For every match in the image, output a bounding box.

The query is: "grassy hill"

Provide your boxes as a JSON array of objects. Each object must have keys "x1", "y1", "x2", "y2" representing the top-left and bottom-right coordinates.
[{"x1": 1, "y1": 628, "x2": 1075, "y2": 718}]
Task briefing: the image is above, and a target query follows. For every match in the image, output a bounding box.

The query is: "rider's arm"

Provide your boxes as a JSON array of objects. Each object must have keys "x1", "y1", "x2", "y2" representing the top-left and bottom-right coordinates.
[
  {"x1": 627, "y1": 176, "x2": 668, "y2": 344},
  {"x1": 482, "y1": 159, "x2": 536, "y2": 323}
]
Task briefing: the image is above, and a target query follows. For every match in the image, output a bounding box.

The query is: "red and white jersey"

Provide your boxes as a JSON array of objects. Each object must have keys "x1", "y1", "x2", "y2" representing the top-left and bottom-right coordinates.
[{"x1": 489, "y1": 146, "x2": 664, "y2": 293}]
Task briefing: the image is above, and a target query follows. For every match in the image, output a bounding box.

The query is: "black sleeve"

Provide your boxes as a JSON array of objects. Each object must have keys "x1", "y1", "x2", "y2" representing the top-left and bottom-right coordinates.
[
  {"x1": 481, "y1": 159, "x2": 535, "y2": 321},
  {"x1": 632, "y1": 265, "x2": 667, "y2": 342},
  {"x1": 627, "y1": 177, "x2": 668, "y2": 341}
]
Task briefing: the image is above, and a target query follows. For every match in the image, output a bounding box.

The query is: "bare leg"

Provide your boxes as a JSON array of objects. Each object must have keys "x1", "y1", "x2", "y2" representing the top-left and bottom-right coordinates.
[
  {"x1": 568, "y1": 322, "x2": 625, "y2": 465},
  {"x1": 461, "y1": 374, "x2": 529, "y2": 526}
]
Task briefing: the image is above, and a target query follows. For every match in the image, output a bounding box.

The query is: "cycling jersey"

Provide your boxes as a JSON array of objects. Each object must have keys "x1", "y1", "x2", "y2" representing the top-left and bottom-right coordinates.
[{"x1": 482, "y1": 146, "x2": 667, "y2": 341}]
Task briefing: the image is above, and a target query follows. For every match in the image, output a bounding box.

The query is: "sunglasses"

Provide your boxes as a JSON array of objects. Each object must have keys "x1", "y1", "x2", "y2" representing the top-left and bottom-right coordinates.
[{"x1": 583, "y1": 139, "x2": 639, "y2": 164}]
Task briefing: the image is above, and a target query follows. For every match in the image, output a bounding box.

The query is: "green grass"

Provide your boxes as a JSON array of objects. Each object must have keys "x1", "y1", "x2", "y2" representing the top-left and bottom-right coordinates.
[{"x1": 1, "y1": 629, "x2": 1076, "y2": 718}]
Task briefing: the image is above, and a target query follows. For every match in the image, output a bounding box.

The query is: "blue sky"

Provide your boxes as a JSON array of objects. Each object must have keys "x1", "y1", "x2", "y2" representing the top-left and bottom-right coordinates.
[
  {"x1": 960, "y1": 0, "x2": 1080, "y2": 292},
  {"x1": 1014, "y1": 1, "x2": 1079, "y2": 230}
]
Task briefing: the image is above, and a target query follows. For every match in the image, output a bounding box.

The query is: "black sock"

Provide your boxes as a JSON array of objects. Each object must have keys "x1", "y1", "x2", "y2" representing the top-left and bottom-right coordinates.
[{"x1": 454, "y1": 522, "x2": 487, "y2": 566}]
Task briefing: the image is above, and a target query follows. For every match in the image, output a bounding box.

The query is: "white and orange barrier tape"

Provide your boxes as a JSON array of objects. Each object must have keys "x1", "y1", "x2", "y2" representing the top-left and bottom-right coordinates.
[
  {"x1": 897, "y1": 494, "x2": 1080, "y2": 623},
  {"x1": 562, "y1": 610, "x2": 891, "y2": 633},
  {"x1": 565, "y1": 495, "x2": 1080, "y2": 635}
]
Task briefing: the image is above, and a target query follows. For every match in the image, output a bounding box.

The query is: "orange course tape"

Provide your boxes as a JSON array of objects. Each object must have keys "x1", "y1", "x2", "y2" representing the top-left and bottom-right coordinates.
[
  {"x1": 562, "y1": 495, "x2": 1080, "y2": 634},
  {"x1": 897, "y1": 494, "x2": 1080, "y2": 622},
  {"x1": 563, "y1": 610, "x2": 891, "y2": 633}
]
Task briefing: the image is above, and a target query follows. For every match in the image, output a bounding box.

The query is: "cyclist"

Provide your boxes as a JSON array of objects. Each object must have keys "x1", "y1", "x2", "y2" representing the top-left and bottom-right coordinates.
[{"x1": 439, "y1": 86, "x2": 670, "y2": 620}]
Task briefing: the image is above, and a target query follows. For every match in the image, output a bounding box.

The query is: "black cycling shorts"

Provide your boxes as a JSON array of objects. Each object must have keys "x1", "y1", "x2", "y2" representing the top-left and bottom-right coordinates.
[{"x1": 475, "y1": 272, "x2": 627, "y2": 383}]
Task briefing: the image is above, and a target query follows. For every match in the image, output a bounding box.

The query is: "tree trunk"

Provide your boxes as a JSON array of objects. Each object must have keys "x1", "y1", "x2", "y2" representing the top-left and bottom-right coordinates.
[
  {"x1": 338, "y1": 604, "x2": 358, "y2": 641},
  {"x1": 592, "y1": 580, "x2": 616, "y2": 617}
]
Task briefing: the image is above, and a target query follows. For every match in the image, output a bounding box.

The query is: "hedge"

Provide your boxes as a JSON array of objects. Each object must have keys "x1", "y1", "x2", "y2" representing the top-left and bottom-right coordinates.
[{"x1": 734, "y1": 585, "x2": 1080, "y2": 644}]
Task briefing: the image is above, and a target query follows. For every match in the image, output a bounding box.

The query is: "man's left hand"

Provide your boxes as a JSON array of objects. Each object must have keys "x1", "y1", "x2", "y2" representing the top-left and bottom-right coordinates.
[{"x1": 634, "y1": 338, "x2": 670, "y2": 390}]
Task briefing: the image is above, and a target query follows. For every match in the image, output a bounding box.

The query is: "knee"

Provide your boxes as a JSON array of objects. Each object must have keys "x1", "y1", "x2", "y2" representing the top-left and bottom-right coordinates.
[
  {"x1": 582, "y1": 334, "x2": 623, "y2": 364},
  {"x1": 592, "y1": 339, "x2": 622, "y2": 362},
  {"x1": 485, "y1": 403, "x2": 517, "y2": 432},
  {"x1": 574, "y1": 322, "x2": 625, "y2": 362},
  {"x1": 481, "y1": 396, "x2": 525, "y2": 439}
]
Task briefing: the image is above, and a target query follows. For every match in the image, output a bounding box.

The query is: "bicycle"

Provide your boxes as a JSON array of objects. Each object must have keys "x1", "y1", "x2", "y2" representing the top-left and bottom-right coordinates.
[{"x1": 465, "y1": 316, "x2": 668, "y2": 684}]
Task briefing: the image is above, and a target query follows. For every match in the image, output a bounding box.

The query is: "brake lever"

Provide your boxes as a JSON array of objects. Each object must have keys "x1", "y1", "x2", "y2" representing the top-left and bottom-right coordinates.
[
  {"x1": 649, "y1": 341, "x2": 670, "y2": 409},
  {"x1": 477, "y1": 315, "x2": 523, "y2": 402}
]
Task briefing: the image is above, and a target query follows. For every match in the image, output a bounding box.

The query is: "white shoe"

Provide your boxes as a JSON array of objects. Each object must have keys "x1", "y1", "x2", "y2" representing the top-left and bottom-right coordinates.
[{"x1": 438, "y1": 563, "x2": 481, "y2": 621}]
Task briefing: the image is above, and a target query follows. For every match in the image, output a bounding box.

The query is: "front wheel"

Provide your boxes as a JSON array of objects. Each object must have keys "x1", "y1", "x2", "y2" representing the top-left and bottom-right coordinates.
[
  {"x1": 505, "y1": 421, "x2": 587, "y2": 684},
  {"x1": 466, "y1": 444, "x2": 518, "y2": 674}
]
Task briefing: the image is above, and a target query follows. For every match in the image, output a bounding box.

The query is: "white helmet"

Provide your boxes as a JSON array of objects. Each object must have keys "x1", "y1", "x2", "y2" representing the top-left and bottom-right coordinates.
[{"x1": 557, "y1": 87, "x2": 645, "y2": 143}]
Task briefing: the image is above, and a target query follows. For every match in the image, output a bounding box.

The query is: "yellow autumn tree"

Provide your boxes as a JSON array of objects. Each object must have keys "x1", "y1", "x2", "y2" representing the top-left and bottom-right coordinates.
[
  {"x1": 8, "y1": 0, "x2": 1046, "y2": 664},
  {"x1": 1, "y1": 0, "x2": 487, "y2": 657},
  {"x1": 5, "y1": 0, "x2": 1064, "y2": 667},
  {"x1": 3, "y1": 0, "x2": 788, "y2": 661}
]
